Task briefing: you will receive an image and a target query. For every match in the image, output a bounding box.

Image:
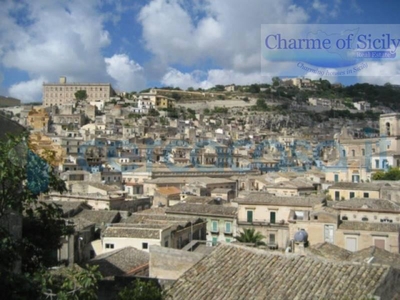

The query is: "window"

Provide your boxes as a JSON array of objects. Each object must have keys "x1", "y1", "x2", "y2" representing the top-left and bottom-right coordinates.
[
  {"x1": 352, "y1": 150, "x2": 355, "y2": 157},
  {"x1": 142, "y1": 242, "x2": 148, "y2": 250},
  {"x1": 362, "y1": 149, "x2": 365, "y2": 156},
  {"x1": 324, "y1": 225, "x2": 334, "y2": 243},
  {"x1": 350, "y1": 192, "x2": 355, "y2": 198},
  {"x1": 105, "y1": 243, "x2": 114, "y2": 249},
  {"x1": 345, "y1": 237, "x2": 357, "y2": 252},
  {"x1": 362, "y1": 217, "x2": 369, "y2": 221},
  {"x1": 164, "y1": 240, "x2": 169, "y2": 247},
  {"x1": 269, "y1": 233, "x2": 276, "y2": 244},
  {"x1": 211, "y1": 220, "x2": 219, "y2": 233},
  {"x1": 246, "y1": 210, "x2": 253, "y2": 223},
  {"x1": 363, "y1": 192, "x2": 369, "y2": 198},
  {"x1": 342, "y1": 216, "x2": 348, "y2": 220},
  {"x1": 374, "y1": 239, "x2": 386, "y2": 249},
  {"x1": 375, "y1": 159, "x2": 379, "y2": 169},
  {"x1": 334, "y1": 174, "x2": 339, "y2": 183},
  {"x1": 335, "y1": 191, "x2": 340, "y2": 201},
  {"x1": 270, "y1": 211, "x2": 276, "y2": 224},
  {"x1": 225, "y1": 222, "x2": 232, "y2": 234},
  {"x1": 212, "y1": 236, "x2": 218, "y2": 246}
]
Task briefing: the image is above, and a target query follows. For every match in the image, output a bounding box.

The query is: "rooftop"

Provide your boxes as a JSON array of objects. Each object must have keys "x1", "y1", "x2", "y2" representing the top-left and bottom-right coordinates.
[
  {"x1": 332, "y1": 198, "x2": 400, "y2": 212},
  {"x1": 166, "y1": 203, "x2": 237, "y2": 218},
  {"x1": 338, "y1": 221, "x2": 400, "y2": 232},
  {"x1": 235, "y1": 193, "x2": 324, "y2": 207},
  {"x1": 88, "y1": 246, "x2": 149, "y2": 278},
  {"x1": 167, "y1": 243, "x2": 400, "y2": 299}
]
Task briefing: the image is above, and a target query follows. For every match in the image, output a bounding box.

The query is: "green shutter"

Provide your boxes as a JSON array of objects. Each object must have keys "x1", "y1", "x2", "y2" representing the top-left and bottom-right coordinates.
[
  {"x1": 247, "y1": 210, "x2": 253, "y2": 223},
  {"x1": 270, "y1": 211, "x2": 276, "y2": 224}
]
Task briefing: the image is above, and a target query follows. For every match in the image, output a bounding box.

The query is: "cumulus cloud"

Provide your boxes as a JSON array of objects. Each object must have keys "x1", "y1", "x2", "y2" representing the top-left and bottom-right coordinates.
[
  {"x1": 9, "y1": 77, "x2": 46, "y2": 102},
  {"x1": 105, "y1": 54, "x2": 147, "y2": 92},
  {"x1": 161, "y1": 68, "x2": 265, "y2": 90},
  {"x1": 357, "y1": 61, "x2": 400, "y2": 85},
  {"x1": 0, "y1": 0, "x2": 142, "y2": 101},
  {"x1": 138, "y1": 0, "x2": 308, "y2": 75}
]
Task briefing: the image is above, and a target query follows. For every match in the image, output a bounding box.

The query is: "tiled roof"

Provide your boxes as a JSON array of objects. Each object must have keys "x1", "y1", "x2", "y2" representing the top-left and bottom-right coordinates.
[
  {"x1": 307, "y1": 242, "x2": 352, "y2": 260},
  {"x1": 167, "y1": 243, "x2": 398, "y2": 300},
  {"x1": 339, "y1": 221, "x2": 400, "y2": 232},
  {"x1": 166, "y1": 203, "x2": 237, "y2": 218},
  {"x1": 103, "y1": 225, "x2": 161, "y2": 239},
  {"x1": 156, "y1": 186, "x2": 181, "y2": 195},
  {"x1": 88, "y1": 246, "x2": 149, "y2": 277},
  {"x1": 332, "y1": 198, "x2": 400, "y2": 212},
  {"x1": 235, "y1": 193, "x2": 324, "y2": 207},
  {"x1": 328, "y1": 182, "x2": 383, "y2": 191},
  {"x1": 350, "y1": 246, "x2": 400, "y2": 269},
  {"x1": 73, "y1": 210, "x2": 120, "y2": 228}
]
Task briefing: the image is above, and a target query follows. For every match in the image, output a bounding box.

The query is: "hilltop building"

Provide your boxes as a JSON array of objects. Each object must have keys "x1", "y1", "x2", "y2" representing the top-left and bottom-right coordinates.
[{"x1": 42, "y1": 76, "x2": 116, "y2": 107}]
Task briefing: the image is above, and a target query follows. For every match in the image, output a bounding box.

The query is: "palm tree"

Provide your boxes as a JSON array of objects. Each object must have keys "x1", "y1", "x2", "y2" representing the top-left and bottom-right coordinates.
[{"x1": 235, "y1": 228, "x2": 266, "y2": 246}]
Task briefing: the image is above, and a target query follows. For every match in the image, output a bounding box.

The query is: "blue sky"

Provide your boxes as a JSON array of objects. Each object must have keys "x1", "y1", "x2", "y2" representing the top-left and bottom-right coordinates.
[{"x1": 0, "y1": 0, "x2": 400, "y2": 102}]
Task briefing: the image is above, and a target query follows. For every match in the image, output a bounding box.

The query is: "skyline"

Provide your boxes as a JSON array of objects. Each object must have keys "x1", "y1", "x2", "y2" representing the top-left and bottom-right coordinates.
[{"x1": 1, "y1": 0, "x2": 400, "y2": 102}]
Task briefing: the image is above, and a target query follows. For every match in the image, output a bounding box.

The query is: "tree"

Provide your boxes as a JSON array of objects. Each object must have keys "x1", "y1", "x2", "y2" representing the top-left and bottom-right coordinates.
[
  {"x1": 118, "y1": 279, "x2": 163, "y2": 300},
  {"x1": 213, "y1": 85, "x2": 225, "y2": 91},
  {"x1": 372, "y1": 167, "x2": 400, "y2": 180},
  {"x1": 39, "y1": 265, "x2": 102, "y2": 300},
  {"x1": 0, "y1": 132, "x2": 98, "y2": 298},
  {"x1": 272, "y1": 77, "x2": 280, "y2": 87},
  {"x1": 171, "y1": 92, "x2": 182, "y2": 101},
  {"x1": 248, "y1": 84, "x2": 260, "y2": 94},
  {"x1": 187, "y1": 87, "x2": 194, "y2": 91},
  {"x1": 235, "y1": 228, "x2": 266, "y2": 246},
  {"x1": 148, "y1": 108, "x2": 160, "y2": 117},
  {"x1": 74, "y1": 90, "x2": 87, "y2": 102},
  {"x1": 256, "y1": 98, "x2": 268, "y2": 111}
]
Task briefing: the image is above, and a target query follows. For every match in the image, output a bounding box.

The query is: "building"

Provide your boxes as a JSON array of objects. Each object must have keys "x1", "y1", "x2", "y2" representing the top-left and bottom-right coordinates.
[
  {"x1": 224, "y1": 84, "x2": 236, "y2": 92},
  {"x1": 308, "y1": 97, "x2": 331, "y2": 107},
  {"x1": 167, "y1": 243, "x2": 400, "y2": 299},
  {"x1": 27, "y1": 108, "x2": 49, "y2": 132},
  {"x1": 354, "y1": 101, "x2": 371, "y2": 111},
  {"x1": 42, "y1": 76, "x2": 116, "y2": 107}
]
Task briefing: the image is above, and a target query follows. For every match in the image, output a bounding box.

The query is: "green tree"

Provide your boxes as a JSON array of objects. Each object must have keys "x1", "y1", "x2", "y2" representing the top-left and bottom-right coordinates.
[
  {"x1": 248, "y1": 84, "x2": 260, "y2": 94},
  {"x1": 171, "y1": 92, "x2": 181, "y2": 101},
  {"x1": 39, "y1": 265, "x2": 102, "y2": 300},
  {"x1": 235, "y1": 228, "x2": 266, "y2": 246},
  {"x1": 118, "y1": 279, "x2": 163, "y2": 300},
  {"x1": 0, "y1": 133, "x2": 98, "y2": 298},
  {"x1": 74, "y1": 90, "x2": 88, "y2": 102},
  {"x1": 187, "y1": 87, "x2": 194, "y2": 91},
  {"x1": 213, "y1": 85, "x2": 225, "y2": 91},
  {"x1": 256, "y1": 98, "x2": 268, "y2": 111},
  {"x1": 272, "y1": 77, "x2": 280, "y2": 87},
  {"x1": 372, "y1": 167, "x2": 400, "y2": 180},
  {"x1": 148, "y1": 108, "x2": 160, "y2": 117}
]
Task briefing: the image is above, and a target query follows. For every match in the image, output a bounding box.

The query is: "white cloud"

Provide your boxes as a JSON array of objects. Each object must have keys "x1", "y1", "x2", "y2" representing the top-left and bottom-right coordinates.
[
  {"x1": 9, "y1": 77, "x2": 46, "y2": 103},
  {"x1": 357, "y1": 61, "x2": 400, "y2": 85},
  {"x1": 0, "y1": 0, "x2": 139, "y2": 101},
  {"x1": 105, "y1": 54, "x2": 146, "y2": 92},
  {"x1": 138, "y1": 0, "x2": 308, "y2": 73},
  {"x1": 312, "y1": 0, "x2": 328, "y2": 14},
  {"x1": 161, "y1": 68, "x2": 265, "y2": 90}
]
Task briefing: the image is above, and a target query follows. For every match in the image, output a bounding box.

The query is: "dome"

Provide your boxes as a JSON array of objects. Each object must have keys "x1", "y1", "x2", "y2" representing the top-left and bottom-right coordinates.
[{"x1": 294, "y1": 229, "x2": 308, "y2": 243}]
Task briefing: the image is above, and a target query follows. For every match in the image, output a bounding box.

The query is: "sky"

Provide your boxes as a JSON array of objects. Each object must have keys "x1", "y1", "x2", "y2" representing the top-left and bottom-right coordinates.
[{"x1": 1, "y1": 0, "x2": 400, "y2": 102}]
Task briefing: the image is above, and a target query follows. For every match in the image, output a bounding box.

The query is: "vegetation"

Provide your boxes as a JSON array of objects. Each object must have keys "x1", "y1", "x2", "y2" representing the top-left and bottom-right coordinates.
[
  {"x1": 0, "y1": 132, "x2": 101, "y2": 298},
  {"x1": 235, "y1": 228, "x2": 266, "y2": 246},
  {"x1": 148, "y1": 108, "x2": 160, "y2": 117},
  {"x1": 372, "y1": 167, "x2": 400, "y2": 180},
  {"x1": 118, "y1": 279, "x2": 163, "y2": 300},
  {"x1": 74, "y1": 90, "x2": 88, "y2": 101}
]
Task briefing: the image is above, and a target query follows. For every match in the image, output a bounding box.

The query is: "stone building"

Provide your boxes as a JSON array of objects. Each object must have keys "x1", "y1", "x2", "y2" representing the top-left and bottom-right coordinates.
[{"x1": 42, "y1": 76, "x2": 116, "y2": 107}]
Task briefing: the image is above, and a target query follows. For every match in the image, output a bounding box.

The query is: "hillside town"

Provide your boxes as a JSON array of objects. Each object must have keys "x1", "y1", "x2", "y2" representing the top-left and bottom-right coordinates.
[{"x1": 3, "y1": 75, "x2": 400, "y2": 298}]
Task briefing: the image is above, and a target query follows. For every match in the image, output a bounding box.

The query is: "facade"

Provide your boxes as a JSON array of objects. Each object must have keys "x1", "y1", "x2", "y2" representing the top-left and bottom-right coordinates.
[
  {"x1": 43, "y1": 76, "x2": 116, "y2": 107},
  {"x1": 27, "y1": 108, "x2": 49, "y2": 132}
]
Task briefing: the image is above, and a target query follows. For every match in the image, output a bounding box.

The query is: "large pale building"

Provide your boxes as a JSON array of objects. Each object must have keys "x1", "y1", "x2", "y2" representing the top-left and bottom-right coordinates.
[{"x1": 42, "y1": 76, "x2": 116, "y2": 107}]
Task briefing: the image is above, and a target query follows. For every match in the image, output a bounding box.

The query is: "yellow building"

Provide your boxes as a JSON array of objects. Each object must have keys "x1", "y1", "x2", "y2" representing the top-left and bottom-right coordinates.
[
  {"x1": 29, "y1": 133, "x2": 65, "y2": 167},
  {"x1": 328, "y1": 182, "x2": 382, "y2": 201},
  {"x1": 27, "y1": 108, "x2": 49, "y2": 132},
  {"x1": 155, "y1": 95, "x2": 175, "y2": 109}
]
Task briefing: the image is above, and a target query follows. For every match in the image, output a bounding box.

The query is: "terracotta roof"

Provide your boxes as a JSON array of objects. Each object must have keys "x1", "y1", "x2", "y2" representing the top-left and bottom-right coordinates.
[
  {"x1": 328, "y1": 182, "x2": 383, "y2": 191},
  {"x1": 156, "y1": 186, "x2": 181, "y2": 196},
  {"x1": 103, "y1": 225, "x2": 161, "y2": 239},
  {"x1": 167, "y1": 243, "x2": 400, "y2": 299},
  {"x1": 88, "y1": 246, "x2": 149, "y2": 277},
  {"x1": 235, "y1": 193, "x2": 324, "y2": 207},
  {"x1": 73, "y1": 210, "x2": 120, "y2": 228},
  {"x1": 166, "y1": 203, "x2": 237, "y2": 218},
  {"x1": 332, "y1": 198, "x2": 400, "y2": 212},
  {"x1": 339, "y1": 221, "x2": 400, "y2": 232},
  {"x1": 307, "y1": 242, "x2": 352, "y2": 260}
]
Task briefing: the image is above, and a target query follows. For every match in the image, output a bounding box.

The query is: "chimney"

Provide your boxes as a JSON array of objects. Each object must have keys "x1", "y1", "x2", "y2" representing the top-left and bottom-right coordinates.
[{"x1": 60, "y1": 76, "x2": 67, "y2": 84}]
